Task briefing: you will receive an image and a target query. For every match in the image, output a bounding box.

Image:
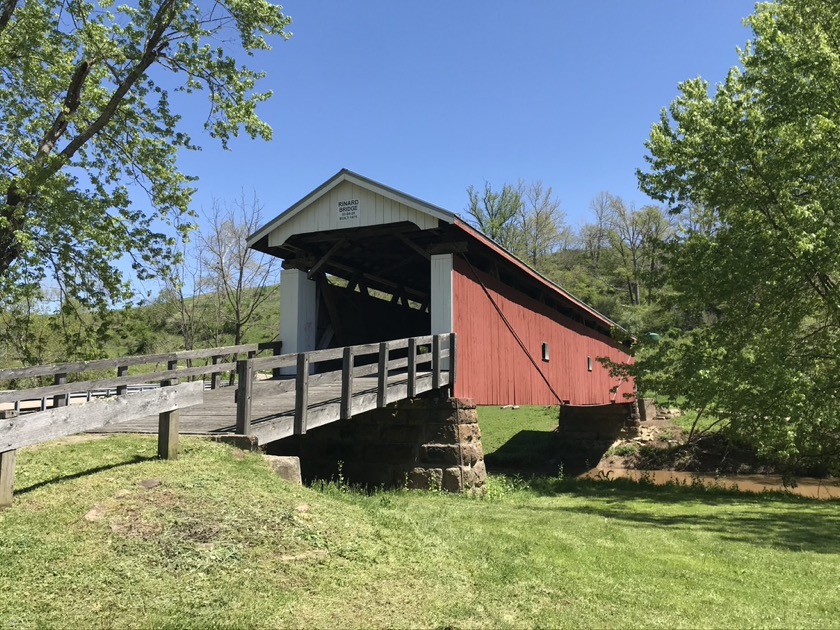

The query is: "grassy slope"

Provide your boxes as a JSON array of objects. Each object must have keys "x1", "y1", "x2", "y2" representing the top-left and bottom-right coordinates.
[{"x1": 2, "y1": 435, "x2": 839, "y2": 629}]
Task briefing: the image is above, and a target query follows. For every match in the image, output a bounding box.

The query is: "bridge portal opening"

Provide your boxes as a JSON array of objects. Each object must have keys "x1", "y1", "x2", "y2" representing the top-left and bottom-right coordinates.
[{"x1": 275, "y1": 220, "x2": 454, "y2": 363}]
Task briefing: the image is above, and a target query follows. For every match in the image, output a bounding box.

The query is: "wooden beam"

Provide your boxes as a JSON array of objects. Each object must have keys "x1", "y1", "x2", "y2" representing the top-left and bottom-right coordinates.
[
  {"x1": 449, "y1": 333, "x2": 458, "y2": 394},
  {"x1": 432, "y1": 334, "x2": 442, "y2": 391},
  {"x1": 281, "y1": 257, "x2": 315, "y2": 271},
  {"x1": 0, "y1": 382, "x2": 204, "y2": 453},
  {"x1": 345, "y1": 271, "x2": 361, "y2": 293},
  {"x1": 322, "y1": 260, "x2": 429, "y2": 302},
  {"x1": 0, "y1": 343, "x2": 265, "y2": 382},
  {"x1": 158, "y1": 408, "x2": 180, "y2": 460},
  {"x1": 0, "y1": 362, "x2": 237, "y2": 406},
  {"x1": 159, "y1": 360, "x2": 181, "y2": 459},
  {"x1": 53, "y1": 373, "x2": 68, "y2": 408},
  {"x1": 294, "y1": 353, "x2": 309, "y2": 435},
  {"x1": 318, "y1": 275, "x2": 346, "y2": 346},
  {"x1": 377, "y1": 342, "x2": 389, "y2": 408},
  {"x1": 235, "y1": 359, "x2": 253, "y2": 435},
  {"x1": 295, "y1": 223, "x2": 419, "y2": 244},
  {"x1": 427, "y1": 241, "x2": 468, "y2": 255},
  {"x1": 116, "y1": 365, "x2": 128, "y2": 396},
  {"x1": 396, "y1": 233, "x2": 431, "y2": 261},
  {"x1": 407, "y1": 338, "x2": 417, "y2": 398},
  {"x1": 307, "y1": 238, "x2": 347, "y2": 280},
  {"x1": 211, "y1": 356, "x2": 221, "y2": 390},
  {"x1": 341, "y1": 346, "x2": 354, "y2": 420},
  {"x1": 0, "y1": 449, "x2": 15, "y2": 508}
]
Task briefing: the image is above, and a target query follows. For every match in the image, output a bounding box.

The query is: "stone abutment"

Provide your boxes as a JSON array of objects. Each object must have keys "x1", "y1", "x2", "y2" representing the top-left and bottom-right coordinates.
[{"x1": 266, "y1": 396, "x2": 486, "y2": 494}]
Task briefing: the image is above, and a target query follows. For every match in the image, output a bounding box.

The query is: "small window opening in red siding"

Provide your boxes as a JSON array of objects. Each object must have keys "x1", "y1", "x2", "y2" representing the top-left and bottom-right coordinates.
[
  {"x1": 542, "y1": 342, "x2": 550, "y2": 362},
  {"x1": 587, "y1": 356, "x2": 593, "y2": 372}
]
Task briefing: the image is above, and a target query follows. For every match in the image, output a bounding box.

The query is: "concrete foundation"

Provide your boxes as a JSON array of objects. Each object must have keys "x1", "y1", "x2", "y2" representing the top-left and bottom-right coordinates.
[{"x1": 266, "y1": 396, "x2": 486, "y2": 494}]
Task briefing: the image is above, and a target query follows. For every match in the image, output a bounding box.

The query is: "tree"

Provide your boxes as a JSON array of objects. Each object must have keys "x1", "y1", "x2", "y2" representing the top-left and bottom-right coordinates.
[
  {"x1": 0, "y1": 0, "x2": 291, "y2": 316},
  {"x1": 636, "y1": 0, "x2": 840, "y2": 472},
  {"x1": 581, "y1": 192, "x2": 611, "y2": 271},
  {"x1": 158, "y1": 236, "x2": 209, "y2": 353},
  {"x1": 466, "y1": 180, "x2": 570, "y2": 272},
  {"x1": 465, "y1": 182, "x2": 524, "y2": 253},
  {"x1": 519, "y1": 181, "x2": 569, "y2": 271},
  {"x1": 200, "y1": 192, "x2": 279, "y2": 349},
  {"x1": 604, "y1": 197, "x2": 673, "y2": 308}
]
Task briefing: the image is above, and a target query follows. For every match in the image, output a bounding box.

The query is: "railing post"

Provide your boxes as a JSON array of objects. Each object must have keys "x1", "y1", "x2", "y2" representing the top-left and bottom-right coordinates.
[
  {"x1": 211, "y1": 356, "x2": 221, "y2": 390},
  {"x1": 163, "y1": 360, "x2": 179, "y2": 387},
  {"x1": 53, "y1": 373, "x2": 68, "y2": 408},
  {"x1": 449, "y1": 333, "x2": 457, "y2": 395},
  {"x1": 432, "y1": 334, "x2": 442, "y2": 391},
  {"x1": 236, "y1": 358, "x2": 253, "y2": 435},
  {"x1": 0, "y1": 449, "x2": 16, "y2": 508},
  {"x1": 377, "y1": 341, "x2": 389, "y2": 408},
  {"x1": 158, "y1": 359, "x2": 180, "y2": 460},
  {"x1": 294, "y1": 353, "x2": 309, "y2": 435},
  {"x1": 407, "y1": 337, "x2": 417, "y2": 399},
  {"x1": 116, "y1": 365, "x2": 128, "y2": 396},
  {"x1": 272, "y1": 342, "x2": 283, "y2": 380},
  {"x1": 341, "y1": 346, "x2": 354, "y2": 420}
]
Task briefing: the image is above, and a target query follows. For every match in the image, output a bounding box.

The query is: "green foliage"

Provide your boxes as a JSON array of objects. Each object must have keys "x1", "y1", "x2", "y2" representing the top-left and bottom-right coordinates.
[
  {"x1": 538, "y1": 193, "x2": 675, "y2": 334},
  {"x1": 0, "y1": 0, "x2": 291, "y2": 316},
  {"x1": 636, "y1": 0, "x2": 840, "y2": 472},
  {"x1": 608, "y1": 443, "x2": 640, "y2": 457},
  {"x1": 465, "y1": 181, "x2": 525, "y2": 252}
]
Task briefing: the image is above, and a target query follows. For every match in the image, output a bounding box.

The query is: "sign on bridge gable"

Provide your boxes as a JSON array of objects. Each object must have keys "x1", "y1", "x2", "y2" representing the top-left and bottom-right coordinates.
[{"x1": 336, "y1": 198, "x2": 361, "y2": 225}]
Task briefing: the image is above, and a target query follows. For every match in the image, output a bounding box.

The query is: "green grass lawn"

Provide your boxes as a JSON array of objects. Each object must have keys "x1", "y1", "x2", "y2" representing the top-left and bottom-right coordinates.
[
  {"x1": 2, "y1": 436, "x2": 838, "y2": 628},
  {"x1": 477, "y1": 405, "x2": 559, "y2": 472}
]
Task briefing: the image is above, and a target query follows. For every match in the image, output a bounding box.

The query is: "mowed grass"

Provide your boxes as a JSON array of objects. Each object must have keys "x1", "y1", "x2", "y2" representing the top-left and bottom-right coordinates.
[
  {"x1": 1, "y1": 436, "x2": 839, "y2": 628},
  {"x1": 478, "y1": 405, "x2": 559, "y2": 471}
]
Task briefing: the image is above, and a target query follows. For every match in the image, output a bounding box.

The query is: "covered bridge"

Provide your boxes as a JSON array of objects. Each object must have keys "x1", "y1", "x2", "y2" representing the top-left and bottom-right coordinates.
[{"x1": 247, "y1": 169, "x2": 634, "y2": 407}]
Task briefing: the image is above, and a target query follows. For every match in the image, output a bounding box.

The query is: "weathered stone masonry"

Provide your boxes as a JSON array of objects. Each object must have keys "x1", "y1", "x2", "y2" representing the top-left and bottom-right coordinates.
[
  {"x1": 555, "y1": 402, "x2": 640, "y2": 473},
  {"x1": 267, "y1": 396, "x2": 486, "y2": 494}
]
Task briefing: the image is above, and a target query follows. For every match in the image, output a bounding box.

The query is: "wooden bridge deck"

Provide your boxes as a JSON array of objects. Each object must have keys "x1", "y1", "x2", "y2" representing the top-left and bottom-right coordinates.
[{"x1": 95, "y1": 372, "x2": 436, "y2": 446}]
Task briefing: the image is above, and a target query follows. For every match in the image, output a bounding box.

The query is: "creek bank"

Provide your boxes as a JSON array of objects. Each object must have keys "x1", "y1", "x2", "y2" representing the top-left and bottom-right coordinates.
[{"x1": 594, "y1": 405, "x2": 838, "y2": 488}]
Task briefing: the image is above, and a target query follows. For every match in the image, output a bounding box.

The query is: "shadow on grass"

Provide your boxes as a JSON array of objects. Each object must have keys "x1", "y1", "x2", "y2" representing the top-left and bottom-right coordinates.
[
  {"x1": 484, "y1": 430, "x2": 561, "y2": 476},
  {"x1": 485, "y1": 430, "x2": 613, "y2": 477},
  {"x1": 15, "y1": 455, "x2": 154, "y2": 495},
  {"x1": 524, "y1": 476, "x2": 840, "y2": 554}
]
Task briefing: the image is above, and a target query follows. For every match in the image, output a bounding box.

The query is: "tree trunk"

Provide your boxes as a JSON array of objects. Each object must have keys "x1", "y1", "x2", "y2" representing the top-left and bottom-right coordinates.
[{"x1": 0, "y1": 188, "x2": 27, "y2": 277}]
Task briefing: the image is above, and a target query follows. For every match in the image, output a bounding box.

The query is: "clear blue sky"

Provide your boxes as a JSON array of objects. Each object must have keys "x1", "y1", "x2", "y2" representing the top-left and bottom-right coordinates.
[{"x1": 179, "y1": 1, "x2": 757, "y2": 231}]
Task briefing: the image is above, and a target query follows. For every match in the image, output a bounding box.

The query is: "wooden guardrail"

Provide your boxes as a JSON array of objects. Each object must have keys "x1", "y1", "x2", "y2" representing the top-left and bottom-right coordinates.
[
  {"x1": 233, "y1": 333, "x2": 456, "y2": 438},
  {"x1": 0, "y1": 335, "x2": 456, "y2": 506},
  {"x1": 0, "y1": 380, "x2": 205, "y2": 507},
  {"x1": 0, "y1": 341, "x2": 282, "y2": 413}
]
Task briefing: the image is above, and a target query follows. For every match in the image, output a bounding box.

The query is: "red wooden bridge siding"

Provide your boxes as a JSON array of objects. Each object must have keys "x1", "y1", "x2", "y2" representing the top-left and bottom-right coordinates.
[{"x1": 452, "y1": 256, "x2": 635, "y2": 406}]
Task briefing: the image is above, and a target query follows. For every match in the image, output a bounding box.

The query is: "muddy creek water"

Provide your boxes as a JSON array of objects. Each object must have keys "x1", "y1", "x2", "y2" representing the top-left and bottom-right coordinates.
[{"x1": 582, "y1": 467, "x2": 840, "y2": 500}]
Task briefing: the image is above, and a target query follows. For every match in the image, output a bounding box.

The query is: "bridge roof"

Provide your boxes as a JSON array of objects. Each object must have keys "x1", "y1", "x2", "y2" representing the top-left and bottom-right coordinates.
[{"x1": 247, "y1": 169, "x2": 621, "y2": 334}]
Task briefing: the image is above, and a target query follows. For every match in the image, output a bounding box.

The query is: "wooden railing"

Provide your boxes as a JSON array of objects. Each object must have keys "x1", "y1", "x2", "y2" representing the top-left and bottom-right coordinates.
[
  {"x1": 0, "y1": 381, "x2": 205, "y2": 507},
  {"x1": 233, "y1": 333, "x2": 456, "y2": 437},
  {"x1": 0, "y1": 334, "x2": 456, "y2": 507},
  {"x1": 0, "y1": 342, "x2": 282, "y2": 414}
]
